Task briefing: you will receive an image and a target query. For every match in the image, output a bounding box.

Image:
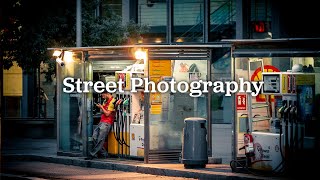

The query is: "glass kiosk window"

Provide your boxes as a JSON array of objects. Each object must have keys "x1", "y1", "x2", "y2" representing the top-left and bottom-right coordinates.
[
  {"x1": 57, "y1": 52, "x2": 84, "y2": 153},
  {"x1": 149, "y1": 59, "x2": 208, "y2": 151},
  {"x1": 234, "y1": 56, "x2": 320, "y2": 157}
]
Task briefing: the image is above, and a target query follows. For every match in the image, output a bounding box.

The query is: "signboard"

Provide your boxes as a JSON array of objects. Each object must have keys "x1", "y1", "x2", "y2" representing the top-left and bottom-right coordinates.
[
  {"x1": 236, "y1": 94, "x2": 247, "y2": 110},
  {"x1": 262, "y1": 73, "x2": 281, "y2": 94},
  {"x1": 251, "y1": 65, "x2": 280, "y2": 102},
  {"x1": 3, "y1": 62, "x2": 23, "y2": 96},
  {"x1": 149, "y1": 60, "x2": 172, "y2": 114}
]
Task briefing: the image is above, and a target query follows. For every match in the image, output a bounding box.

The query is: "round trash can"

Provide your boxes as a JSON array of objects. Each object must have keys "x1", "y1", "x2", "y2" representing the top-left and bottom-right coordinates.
[{"x1": 182, "y1": 117, "x2": 208, "y2": 168}]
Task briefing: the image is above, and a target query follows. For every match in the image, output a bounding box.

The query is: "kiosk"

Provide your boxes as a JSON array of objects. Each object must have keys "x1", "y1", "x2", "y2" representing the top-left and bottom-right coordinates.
[{"x1": 51, "y1": 44, "x2": 232, "y2": 163}]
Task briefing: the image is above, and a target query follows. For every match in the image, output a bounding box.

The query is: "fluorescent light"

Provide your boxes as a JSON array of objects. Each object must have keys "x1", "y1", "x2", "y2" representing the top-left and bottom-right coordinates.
[
  {"x1": 110, "y1": 66, "x2": 120, "y2": 69},
  {"x1": 53, "y1": 50, "x2": 62, "y2": 57}
]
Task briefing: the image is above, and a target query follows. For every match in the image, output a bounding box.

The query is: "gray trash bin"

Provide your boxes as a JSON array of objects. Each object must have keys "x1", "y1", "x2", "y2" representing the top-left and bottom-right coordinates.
[{"x1": 182, "y1": 117, "x2": 208, "y2": 168}]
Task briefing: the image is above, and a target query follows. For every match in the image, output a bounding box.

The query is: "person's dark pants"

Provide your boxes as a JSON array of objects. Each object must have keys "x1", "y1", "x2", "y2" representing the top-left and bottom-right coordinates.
[{"x1": 90, "y1": 122, "x2": 112, "y2": 157}]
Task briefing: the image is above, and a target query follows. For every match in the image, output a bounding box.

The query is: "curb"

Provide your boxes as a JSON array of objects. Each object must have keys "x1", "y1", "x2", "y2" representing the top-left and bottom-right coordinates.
[
  {"x1": 2, "y1": 154, "x2": 263, "y2": 180},
  {"x1": 0, "y1": 173, "x2": 35, "y2": 180}
]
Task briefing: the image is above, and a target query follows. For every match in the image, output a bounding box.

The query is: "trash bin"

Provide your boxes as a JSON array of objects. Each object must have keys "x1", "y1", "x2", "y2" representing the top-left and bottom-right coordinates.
[{"x1": 182, "y1": 117, "x2": 208, "y2": 168}]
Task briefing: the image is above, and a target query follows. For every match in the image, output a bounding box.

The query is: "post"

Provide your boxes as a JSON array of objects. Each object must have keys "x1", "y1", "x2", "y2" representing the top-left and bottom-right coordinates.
[
  {"x1": 203, "y1": 0, "x2": 210, "y2": 43},
  {"x1": 231, "y1": 50, "x2": 237, "y2": 161},
  {"x1": 167, "y1": 0, "x2": 173, "y2": 44},
  {"x1": 144, "y1": 50, "x2": 150, "y2": 163},
  {"x1": 0, "y1": 48, "x2": 3, "y2": 143},
  {"x1": 207, "y1": 50, "x2": 212, "y2": 156},
  {"x1": 76, "y1": 0, "x2": 82, "y2": 47},
  {"x1": 236, "y1": 0, "x2": 250, "y2": 39}
]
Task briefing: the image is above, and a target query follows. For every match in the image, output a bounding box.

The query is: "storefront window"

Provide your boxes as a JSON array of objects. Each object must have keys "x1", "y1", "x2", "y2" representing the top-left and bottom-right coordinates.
[{"x1": 3, "y1": 62, "x2": 55, "y2": 119}]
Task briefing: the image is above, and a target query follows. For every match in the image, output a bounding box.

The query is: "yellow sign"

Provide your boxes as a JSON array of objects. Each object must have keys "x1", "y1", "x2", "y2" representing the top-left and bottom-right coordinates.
[
  {"x1": 3, "y1": 62, "x2": 23, "y2": 96},
  {"x1": 296, "y1": 74, "x2": 315, "y2": 85},
  {"x1": 150, "y1": 104, "x2": 162, "y2": 114},
  {"x1": 149, "y1": 60, "x2": 172, "y2": 114},
  {"x1": 149, "y1": 60, "x2": 171, "y2": 76},
  {"x1": 282, "y1": 74, "x2": 288, "y2": 93}
]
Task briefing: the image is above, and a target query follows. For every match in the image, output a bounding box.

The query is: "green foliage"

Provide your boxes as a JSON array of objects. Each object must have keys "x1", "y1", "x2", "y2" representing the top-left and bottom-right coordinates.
[
  {"x1": 83, "y1": 14, "x2": 126, "y2": 46},
  {"x1": 1, "y1": 0, "x2": 148, "y2": 82},
  {"x1": 81, "y1": 1, "x2": 148, "y2": 46}
]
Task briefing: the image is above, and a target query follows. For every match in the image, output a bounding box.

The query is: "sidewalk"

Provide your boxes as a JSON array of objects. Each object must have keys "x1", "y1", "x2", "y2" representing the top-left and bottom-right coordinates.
[{"x1": 1, "y1": 138, "x2": 281, "y2": 179}]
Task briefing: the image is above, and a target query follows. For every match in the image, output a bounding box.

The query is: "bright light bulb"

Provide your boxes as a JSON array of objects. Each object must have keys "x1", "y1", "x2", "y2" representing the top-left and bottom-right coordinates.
[
  {"x1": 135, "y1": 49, "x2": 147, "y2": 60},
  {"x1": 155, "y1": 38, "x2": 162, "y2": 43},
  {"x1": 176, "y1": 38, "x2": 183, "y2": 42},
  {"x1": 63, "y1": 51, "x2": 73, "y2": 63},
  {"x1": 53, "y1": 50, "x2": 62, "y2": 57}
]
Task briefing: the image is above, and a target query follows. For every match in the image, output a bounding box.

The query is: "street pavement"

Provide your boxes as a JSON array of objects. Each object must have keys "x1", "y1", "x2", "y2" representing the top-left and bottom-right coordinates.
[
  {"x1": 1, "y1": 138, "x2": 286, "y2": 179},
  {"x1": 1, "y1": 161, "x2": 195, "y2": 180}
]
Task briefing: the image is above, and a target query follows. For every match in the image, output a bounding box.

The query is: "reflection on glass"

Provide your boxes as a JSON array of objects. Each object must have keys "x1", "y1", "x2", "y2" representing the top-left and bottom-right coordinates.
[
  {"x1": 102, "y1": 0, "x2": 122, "y2": 17},
  {"x1": 138, "y1": 0, "x2": 167, "y2": 43},
  {"x1": 58, "y1": 53, "x2": 83, "y2": 153},
  {"x1": 211, "y1": 50, "x2": 232, "y2": 124},
  {"x1": 174, "y1": 0, "x2": 204, "y2": 43},
  {"x1": 149, "y1": 59, "x2": 208, "y2": 151},
  {"x1": 209, "y1": 0, "x2": 236, "y2": 42},
  {"x1": 234, "y1": 56, "x2": 320, "y2": 134}
]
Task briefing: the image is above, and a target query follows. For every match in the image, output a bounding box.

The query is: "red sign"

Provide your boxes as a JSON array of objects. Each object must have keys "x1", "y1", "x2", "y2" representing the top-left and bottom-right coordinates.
[
  {"x1": 236, "y1": 94, "x2": 247, "y2": 110},
  {"x1": 253, "y1": 21, "x2": 266, "y2": 33}
]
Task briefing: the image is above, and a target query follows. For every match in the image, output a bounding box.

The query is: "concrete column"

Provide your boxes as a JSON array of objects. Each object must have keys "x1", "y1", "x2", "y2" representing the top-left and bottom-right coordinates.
[
  {"x1": 271, "y1": 0, "x2": 282, "y2": 39},
  {"x1": 236, "y1": 0, "x2": 250, "y2": 39},
  {"x1": 203, "y1": 0, "x2": 210, "y2": 43},
  {"x1": 21, "y1": 72, "x2": 29, "y2": 117}
]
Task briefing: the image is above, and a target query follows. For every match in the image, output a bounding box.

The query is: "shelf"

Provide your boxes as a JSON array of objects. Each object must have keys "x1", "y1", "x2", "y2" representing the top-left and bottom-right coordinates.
[
  {"x1": 253, "y1": 129, "x2": 269, "y2": 132},
  {"x1": 252, "y1": 116, "x2": 270, "y2": 122}
]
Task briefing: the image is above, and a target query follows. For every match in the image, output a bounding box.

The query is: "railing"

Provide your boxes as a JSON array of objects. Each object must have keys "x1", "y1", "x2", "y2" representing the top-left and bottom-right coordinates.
[{"x1": 176, "y1": 0, "x2": 236, "y2": 42}]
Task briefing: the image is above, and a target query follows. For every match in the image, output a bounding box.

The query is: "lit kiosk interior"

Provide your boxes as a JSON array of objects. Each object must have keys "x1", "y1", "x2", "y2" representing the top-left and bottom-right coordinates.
[
  {"x1": 52, "y1": 45, "x2": 229, "y2": 163},
  {"x1": 230, "y1": 39, "x2": 320, "y2": 176}
]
